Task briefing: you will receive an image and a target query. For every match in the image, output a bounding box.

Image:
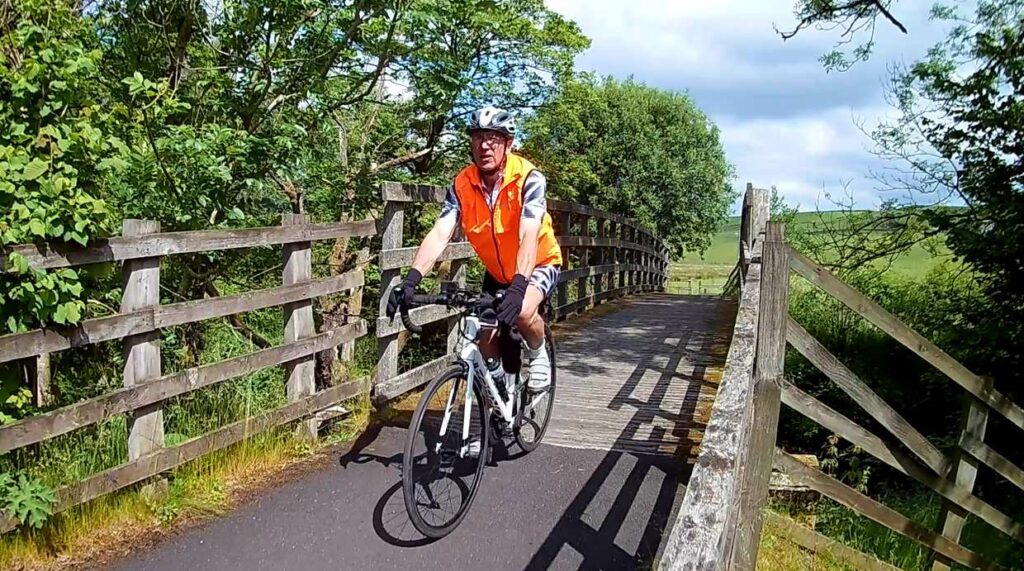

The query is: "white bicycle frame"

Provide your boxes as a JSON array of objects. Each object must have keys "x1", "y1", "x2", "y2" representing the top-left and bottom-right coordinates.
[{"x1": 435, "y1": 313, "x2": 546, "y2": 457}]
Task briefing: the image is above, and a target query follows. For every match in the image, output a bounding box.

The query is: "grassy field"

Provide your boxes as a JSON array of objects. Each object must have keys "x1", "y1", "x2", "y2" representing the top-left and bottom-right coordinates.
[{"x1": 668, "y1": 211, "x2": 954, "y2": 295}]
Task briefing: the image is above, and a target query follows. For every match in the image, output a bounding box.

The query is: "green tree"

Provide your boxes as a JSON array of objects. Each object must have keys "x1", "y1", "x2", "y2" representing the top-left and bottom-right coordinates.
[
  {"x1": 1, "y1": 0, "x2": 130, "y2": 333},
  {"x1": 521, "y1": 74, "x2": 735, "y2": 257},
  {"x1": 881, "y1": 0, "x2": 1024, "y2": 376}
]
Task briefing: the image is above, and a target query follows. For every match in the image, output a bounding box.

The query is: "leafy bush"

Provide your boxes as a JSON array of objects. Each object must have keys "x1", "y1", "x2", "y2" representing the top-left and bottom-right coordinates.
[
  {"x1": 0, "y1": 0, "x2": 127, "y2": 332},
  {"x1": 0, "y1": 472, "x2": 56, "y2": 529}
]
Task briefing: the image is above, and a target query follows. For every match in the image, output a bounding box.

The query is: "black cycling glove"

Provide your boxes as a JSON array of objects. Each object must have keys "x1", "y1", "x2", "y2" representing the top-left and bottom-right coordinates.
[
  {"x1": 386, "y1": 269, "x2": 423, "y2": 319},
  {"x1": 496, "y1": 274, "x2": 528, "y2": 327}
]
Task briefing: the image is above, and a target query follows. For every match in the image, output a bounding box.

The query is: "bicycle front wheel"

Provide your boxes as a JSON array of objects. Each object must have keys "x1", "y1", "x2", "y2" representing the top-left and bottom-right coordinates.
[{"x1": 402, "y1": 364, "x2": 490, "y2": 539}]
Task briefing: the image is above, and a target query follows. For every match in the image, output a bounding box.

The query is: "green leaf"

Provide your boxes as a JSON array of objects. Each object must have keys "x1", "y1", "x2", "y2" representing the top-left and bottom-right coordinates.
[
  {"x1": 53, "y1": 304, "x2": 67, "y2": 324},
  {"x1": 64, "y1": 302, "x2": 81, "y2": 323},
  {"x1": 29, "y1": 219, "x2": 46, "y2": 237},
  {"x1": 21, "y1": 159, "x2": 48, "y2": 181}
]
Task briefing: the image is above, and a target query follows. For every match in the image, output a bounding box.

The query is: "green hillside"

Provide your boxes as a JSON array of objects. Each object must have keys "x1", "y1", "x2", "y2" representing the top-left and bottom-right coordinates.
[{"x1": 668, "y1": 211, "x2": 954, "y2": 295}]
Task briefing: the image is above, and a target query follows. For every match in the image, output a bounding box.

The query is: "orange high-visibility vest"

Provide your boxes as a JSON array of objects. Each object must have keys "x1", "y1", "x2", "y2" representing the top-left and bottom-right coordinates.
[{"x1": 453, "y1": 153, "x2": 562, "y2": 283}]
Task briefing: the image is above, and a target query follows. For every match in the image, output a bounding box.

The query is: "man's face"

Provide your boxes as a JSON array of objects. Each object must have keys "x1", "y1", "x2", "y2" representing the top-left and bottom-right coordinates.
[{"x1": 470, "y1": 130, "x2": 511, "y2": 174}]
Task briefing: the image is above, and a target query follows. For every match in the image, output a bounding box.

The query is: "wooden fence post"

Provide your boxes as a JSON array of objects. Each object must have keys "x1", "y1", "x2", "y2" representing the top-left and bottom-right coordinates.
[
  {"x1": 27, "y1": 353, "x2": 52, "y2": 407},
  {"x1": 446, "y1": 226, "x2": 468, "y2": 353},
  {"x1": 121, "y1": 219, "x2": 165, "y2": 493},
  {"x1": 609, "y1": 221, "x2": 619, "y2": 293},
  {"x1": 594, "y1": 218, "x2": 606, "y2": 302},
  {"x1": 577, "y1": 214, "x2": 590, "y2": 309},
  {"x1": 557, "y1": 211, "x2": 571, "y2": 310},
  {"x1": 340, "y1": 245, "x2": 370, "y2": 363},
  {"x1": 932, "y1": 379, "x2": 991, "y2": 571},
  {"x1": 282, "y1": 214, "x2": 317, "y2": 440},
  {"x1": 729, "y1": 221, "x2": 789, "y2": 569},
  {"x1": 377, "y1": 199, "x2": 404, "y2": 389}
]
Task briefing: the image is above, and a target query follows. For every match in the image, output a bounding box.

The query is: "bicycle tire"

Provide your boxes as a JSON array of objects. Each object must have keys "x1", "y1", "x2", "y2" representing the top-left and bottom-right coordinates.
[
  {"x1": 514, "y1": 324, "x2": 557, "y2": 453},
  {"x1": 402, "y1": 364, "x2": 490, "y2": 539}
]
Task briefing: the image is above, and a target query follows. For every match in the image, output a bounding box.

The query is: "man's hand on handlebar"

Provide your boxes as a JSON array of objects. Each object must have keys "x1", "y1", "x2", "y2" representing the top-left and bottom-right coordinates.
[{"x1": 386, "y1": 269, "x2": 423, "y2": 319}]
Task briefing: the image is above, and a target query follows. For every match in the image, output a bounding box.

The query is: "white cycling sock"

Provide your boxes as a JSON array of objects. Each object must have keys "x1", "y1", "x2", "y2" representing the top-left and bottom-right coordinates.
[
  {"x1": 527, "y1": 337, "x2": 546, "y2": 358},
  {"x1": 527, "y1": 338, "x2": 550, "y2": 390}
]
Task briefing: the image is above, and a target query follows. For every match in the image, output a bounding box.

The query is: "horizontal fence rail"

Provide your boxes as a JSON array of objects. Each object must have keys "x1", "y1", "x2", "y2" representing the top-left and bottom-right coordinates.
[{"x1": 0, "y1": 182, "x2": 670, "y2": 535}]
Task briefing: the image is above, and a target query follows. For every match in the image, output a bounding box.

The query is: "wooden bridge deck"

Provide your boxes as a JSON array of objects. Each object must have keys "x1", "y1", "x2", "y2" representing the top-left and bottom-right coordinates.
[{"x1": 548, "y1": 294, "x2": 736, "y2": 457}]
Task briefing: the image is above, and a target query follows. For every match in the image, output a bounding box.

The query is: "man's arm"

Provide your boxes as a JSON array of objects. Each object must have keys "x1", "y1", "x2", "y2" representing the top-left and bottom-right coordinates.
[
  {"x1": 515, "y1": 170, "x2": 547, "y2": 278},
  {"x1": 409, "y1": 185, "x2": 459, "y2": 276}
]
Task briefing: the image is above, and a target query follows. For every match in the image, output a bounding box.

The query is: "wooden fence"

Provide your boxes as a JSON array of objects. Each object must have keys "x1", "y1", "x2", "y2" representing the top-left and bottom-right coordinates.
[
  {"x1": 660, "y1": 184, "x2": 1024, "y2": 570},
  {"x1": 0, "y1": 182, "x2": 669, "y2": 534},
  {"x1": 373, "y1": 182, "x2": 670, "y2": 402}
]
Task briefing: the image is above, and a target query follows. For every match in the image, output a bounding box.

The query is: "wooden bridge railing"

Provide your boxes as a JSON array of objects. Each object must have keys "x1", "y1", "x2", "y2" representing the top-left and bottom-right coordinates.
[
  {"x1": 658, "y1": 184, "x2": 773, "y2": 570},
  {"x1": 0, "y1": 215, "x2": 374, "y2": 533},
  {"x1": 373, "y1": 182, "x2": 670, "y2": 401},
  {"x1": 0, "y1": 182, "x2": 669, "y2": 534},
  {"x1": 661, "y1": 184, "x2": 1024, "y2": 570}
]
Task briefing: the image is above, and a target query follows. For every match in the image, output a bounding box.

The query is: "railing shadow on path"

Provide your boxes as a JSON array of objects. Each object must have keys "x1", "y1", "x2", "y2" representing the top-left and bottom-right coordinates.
[{"x1": 523, "y1": 295, "x2": 732, "y2": 569}]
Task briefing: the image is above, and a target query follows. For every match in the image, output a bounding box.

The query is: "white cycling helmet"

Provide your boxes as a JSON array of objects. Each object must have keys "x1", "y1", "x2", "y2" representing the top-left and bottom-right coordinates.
[{"x1": 467, "y1": 106, "x2": 516, "y2": 137}]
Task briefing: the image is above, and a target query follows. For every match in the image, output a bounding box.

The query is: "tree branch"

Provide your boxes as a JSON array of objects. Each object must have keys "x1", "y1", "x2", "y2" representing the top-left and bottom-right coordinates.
[{"x1": 204, "y1": 281, "x2": 272, "y2": 349}]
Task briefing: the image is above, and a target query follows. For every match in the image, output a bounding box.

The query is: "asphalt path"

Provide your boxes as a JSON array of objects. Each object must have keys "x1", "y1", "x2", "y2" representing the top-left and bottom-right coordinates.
[{"x1": 116, "y1": 424, "x2": 689, "y2": 571}]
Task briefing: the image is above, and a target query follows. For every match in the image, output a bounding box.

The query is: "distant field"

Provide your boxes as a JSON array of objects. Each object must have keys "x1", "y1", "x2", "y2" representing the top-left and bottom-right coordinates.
[{"x1": 668, "y1": 211, "x2": 954, "y2": 295}]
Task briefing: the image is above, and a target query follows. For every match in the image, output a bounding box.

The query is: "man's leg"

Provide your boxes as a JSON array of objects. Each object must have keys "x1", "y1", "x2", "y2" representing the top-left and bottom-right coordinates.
[
  {"x1": 516, "y1": 285, "x2": 546, "y2": 349},
  {"x1": 517, "y1": 280, "x2": 552, "y2": 391}
]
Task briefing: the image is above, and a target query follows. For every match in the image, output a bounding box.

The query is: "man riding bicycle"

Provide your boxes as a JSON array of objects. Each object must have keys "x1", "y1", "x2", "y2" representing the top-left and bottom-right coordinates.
[{"x1": 386, "y1": 105, "x2": 562, "y2": 392}]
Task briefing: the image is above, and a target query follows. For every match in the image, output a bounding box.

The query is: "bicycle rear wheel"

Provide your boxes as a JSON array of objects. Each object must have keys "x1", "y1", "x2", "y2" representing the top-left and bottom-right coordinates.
[
  {"x1": 402, "y1": 364, "x2": 489, "y2": 539},
  {"x1": 514, "y1": 324, "x2": 556, "y2": 453}
]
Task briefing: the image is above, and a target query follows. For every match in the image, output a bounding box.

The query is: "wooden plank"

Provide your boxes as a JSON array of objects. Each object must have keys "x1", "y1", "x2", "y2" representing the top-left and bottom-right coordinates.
[
  {"x1": 0, "y1": 271, "x2": 363, "y2": 365},
  {"x1": 961, "y1": 435, "x2": 1024, "y2": 495},
  {"x1": 376, "y1": 304, "x2": 459, "y2": 337},
  {"x1": 0, "y1": 381, "x2": 363, "y2": 534},
  {"x1": 658, "y1": 239, "x2": 764, "y2": 571},
  {"x1": 376, "y1": 200, "x2": 404, "y2": 388},
  {"x1": 380, "y1": 181, "x2": 447, "y2": 203},
  {"x1": 789, "y1": 247, "x2": 1024, "y2": 431},
  {"x1": 1, "y1": 221, "x2": 376, "y2": 272},
  {"x1": 765, "y1": 511, "x2": 901, "y2": 571},
  {"x1": 577, "y1": 215, "x2": 591, "y2": 312},
  {"x1": 379, "y1": 242, "x2": 474, "y2": 270},
  {"x1": 773, "y1": 449, "x2": 998, "y2": 570},
  {"x1": 729, "y1": 222, "x2": 788, "y2": 569},
  {"x1": 156, "y1": 271, "x2": 363, "y2": 329},
  {"x1": 594, "y1": 219, "x2": 606, "y2": 298},
  {"x1": 30, "y1": 353, "x2": 52, "y2": 407},
  {"x1": 559, "y1": 263, "x2": 619, "y2": 283},
  {"x1": 553, "y1": 286, "x2": 631, "y2": 320},
  {"x1": 780, "y1": 381, "x2": 1024, "y2": 545},
  {"x1": 934, "y1": 382, "x2": 991, "y2": 571},
  {"x1": 547, "y1": 199, "x2": 603, "y2": 219},
  {"x1": 282, "y1": 214, "x2": 317, "y2": 440},
  {"x1": 787, "y1": 317, "x2": 951, "y2": 477},
  {"x1": 0, "y1": 324, "x2": 365, "y2": 454},
  {"x1": 374, "y1": 355, "x2": 451, "y2": 401},
  {"x1": 557, "y1": 236, "x2": 659, "y2": 256},
  {"x1": 121, "y1": 219, "x2": 164, "y2": 463},
  {"x1": 0, "y1": 311, "x2": 152, "y2": 365},
  {"x1": 780, "y1": 380, "x2": 904, "y2": 470}
]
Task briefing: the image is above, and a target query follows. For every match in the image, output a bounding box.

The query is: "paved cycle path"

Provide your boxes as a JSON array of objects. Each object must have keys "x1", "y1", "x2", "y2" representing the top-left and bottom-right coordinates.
[{"x1": 116, "y1": 295, "x2": 735, "y2": 571}]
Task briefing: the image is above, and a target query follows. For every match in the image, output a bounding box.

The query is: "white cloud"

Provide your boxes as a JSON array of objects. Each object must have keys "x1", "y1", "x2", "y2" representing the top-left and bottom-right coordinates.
[{"x1": 544, "y1": 0, "x2": 957, "y2": 212}]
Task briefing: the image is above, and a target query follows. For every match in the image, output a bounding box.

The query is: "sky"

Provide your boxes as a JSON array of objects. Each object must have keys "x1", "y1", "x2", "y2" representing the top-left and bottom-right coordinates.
[{"x1": 543, "y1": 0, "x2": 957, "y2": 213}]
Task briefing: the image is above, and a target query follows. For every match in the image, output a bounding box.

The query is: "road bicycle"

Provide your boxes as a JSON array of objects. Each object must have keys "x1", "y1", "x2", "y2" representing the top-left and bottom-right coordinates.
[{"x1": 394, "y1": 282, "x2": 557, "y2": 539}]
